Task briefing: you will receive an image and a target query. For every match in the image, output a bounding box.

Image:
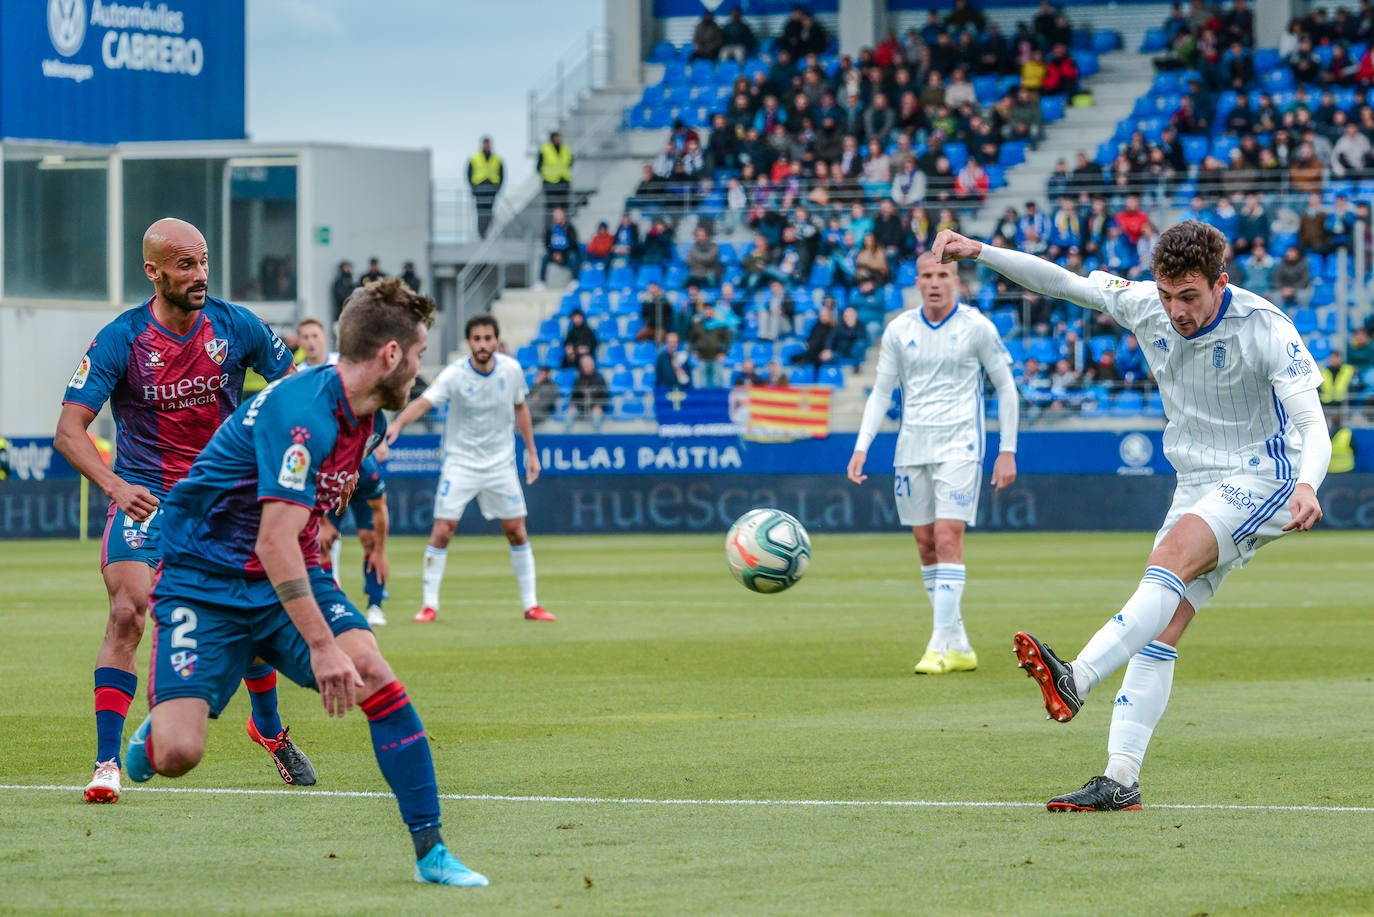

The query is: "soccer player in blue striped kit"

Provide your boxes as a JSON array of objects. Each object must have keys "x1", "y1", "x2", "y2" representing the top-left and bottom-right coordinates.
[
  {"x1": 934, "y1": 221, "x2": 1330, "y2": 811},
  {"x1": 124, "y1": 277, "x2": 488, "y2": 886}
]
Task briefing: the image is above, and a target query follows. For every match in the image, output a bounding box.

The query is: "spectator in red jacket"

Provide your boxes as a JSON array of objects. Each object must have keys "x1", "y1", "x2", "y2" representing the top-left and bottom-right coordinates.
[
  {"x1": 1041, "y1": 44, "x2": 1080, "y2": 97},
  {"x1": 1113, "y1": 194, "x2": 1152, "y2": 245}
]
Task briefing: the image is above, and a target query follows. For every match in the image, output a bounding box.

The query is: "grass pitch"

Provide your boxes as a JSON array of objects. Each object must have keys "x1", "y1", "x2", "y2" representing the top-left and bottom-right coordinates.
[{"x1": 3, "y1": 530, "x2": 1373, "y2": 915}]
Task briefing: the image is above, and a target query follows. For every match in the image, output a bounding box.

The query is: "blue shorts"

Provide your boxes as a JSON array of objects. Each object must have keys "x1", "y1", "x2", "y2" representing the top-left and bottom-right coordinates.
[
  {"x1": 148, "y1": 564, "x2": 369, "y2": 717},
  {"x1": 347, "y1": 498, "x2": 375, "y2": 532},
  {"x1": 101, "y1": 501, "x2": 163, "y2": 569}
]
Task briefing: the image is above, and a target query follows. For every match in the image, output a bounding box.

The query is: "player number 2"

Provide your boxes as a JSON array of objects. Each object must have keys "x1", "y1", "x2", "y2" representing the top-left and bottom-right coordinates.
[
  {"x1": 124, "y1": 508, "x2": 158, "y2": 531},
  {"x1": 170, "y1": 606, "x2": 198, "y2": 649}
]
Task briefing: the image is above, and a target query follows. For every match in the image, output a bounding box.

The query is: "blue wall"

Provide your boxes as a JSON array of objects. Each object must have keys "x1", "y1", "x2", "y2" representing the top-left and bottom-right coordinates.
[{"x1": 0, "y1": 0, "x2": 245, "y2": 143}]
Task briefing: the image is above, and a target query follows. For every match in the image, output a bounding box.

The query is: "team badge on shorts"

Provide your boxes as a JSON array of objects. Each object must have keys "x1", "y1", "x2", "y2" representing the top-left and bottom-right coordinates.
[
  {"x1": 171, "y1": 650, "x2": 198, "y2": 679},
  {"x1": 123, "y1": 529, "x2": 147, "y2": 549},
  {"x1": 205, "y1": 338, "x2": 229, "y2": 365}
]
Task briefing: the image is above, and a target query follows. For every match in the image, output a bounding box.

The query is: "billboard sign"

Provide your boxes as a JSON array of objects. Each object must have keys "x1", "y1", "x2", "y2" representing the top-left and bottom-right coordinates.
[{"x1": 0, "y1": 0, "x2": 246, "y2": 143}]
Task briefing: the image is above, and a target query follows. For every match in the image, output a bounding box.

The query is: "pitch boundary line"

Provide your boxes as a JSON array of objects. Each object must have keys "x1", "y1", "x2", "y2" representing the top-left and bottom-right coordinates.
[{"x1": 3, "y1": 784, "x2": 1372, "y2": 814}]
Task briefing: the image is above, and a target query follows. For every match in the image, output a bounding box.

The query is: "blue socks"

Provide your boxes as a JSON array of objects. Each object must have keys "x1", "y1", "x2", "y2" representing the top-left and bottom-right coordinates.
[
  {"x1": 243, "y1": 664, "x2": 283, "y2": 738},
  {"x1": 93, "y1": 667, "x2": 138, "y2": 767},
  {"x1": 361, "y1": 681, "x2": 441, "y2": 835}
]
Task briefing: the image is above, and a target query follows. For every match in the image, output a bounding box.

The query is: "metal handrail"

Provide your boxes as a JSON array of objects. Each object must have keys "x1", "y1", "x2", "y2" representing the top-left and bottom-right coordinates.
[{"x1": 527, "y1": 29, "x2": 612, "y2": 155}]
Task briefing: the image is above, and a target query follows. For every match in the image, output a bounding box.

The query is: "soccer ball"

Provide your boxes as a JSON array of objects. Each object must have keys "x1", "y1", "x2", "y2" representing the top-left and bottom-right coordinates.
[{"x1": 725, "y1": 508, "x2": 811, "y2": 594}]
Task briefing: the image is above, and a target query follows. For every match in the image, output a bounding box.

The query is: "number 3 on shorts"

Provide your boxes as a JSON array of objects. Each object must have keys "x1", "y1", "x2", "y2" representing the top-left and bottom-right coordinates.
[{"x1": 439, "y1": 478, "x2": 451, "y2": 497}]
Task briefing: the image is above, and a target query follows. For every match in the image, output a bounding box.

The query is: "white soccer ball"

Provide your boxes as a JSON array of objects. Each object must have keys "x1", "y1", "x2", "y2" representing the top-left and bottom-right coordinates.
[{"x1": 725, "y1": 508, "x2": 811, "y2": 594}]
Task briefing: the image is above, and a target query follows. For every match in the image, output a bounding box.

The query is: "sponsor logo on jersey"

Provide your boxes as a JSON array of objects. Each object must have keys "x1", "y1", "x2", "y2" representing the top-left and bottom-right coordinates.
[
  {"x1": 205, "y1": 338, "x2": 229, "y2": 365},
  {"x1": 1216, "y1": 482, "x2": 1259, "y2": 511},
  {"x1": 1104, "y1": 277, "x2": 1133, "y2": 289},
  {"x1": 1212, "y1": 343, "x2": 1227, "y2": 368},
  {"x1": 141, "y1": 373, "x2": 229, "y2": 410},
  {"x1": 122, "y1": 529, "x2": 147, "y2": 549},
  {"x1": 69, "y1": 355, "x2": 92, "y2": 390},
  {"x1": 171, "y1": 650, "x2": 197, "y2": 679},
  {"x1": 1151, "y1": 337, "x2": 1169, "y2": 352},
  {"x1": 1285, "y1": 358, "x2": 1312, "y2": 378},
  {"x1": 278, "y1": 443, "x2": 311, "y2": 491}
]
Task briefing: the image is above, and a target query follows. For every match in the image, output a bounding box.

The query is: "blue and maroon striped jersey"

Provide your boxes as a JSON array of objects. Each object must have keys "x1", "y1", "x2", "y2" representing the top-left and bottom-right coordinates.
[
  {"x1": 62, "y1": 297, "x2": 294, "y2": 496},
  {"x1": 159, "y1": 365, "x2": 386, "y2": 579}
]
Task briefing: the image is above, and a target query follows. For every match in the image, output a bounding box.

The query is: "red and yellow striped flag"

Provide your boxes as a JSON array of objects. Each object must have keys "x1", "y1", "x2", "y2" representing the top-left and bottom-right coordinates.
[{"x1": 745, "y1": 385, "x2": 832, "y2": 441}]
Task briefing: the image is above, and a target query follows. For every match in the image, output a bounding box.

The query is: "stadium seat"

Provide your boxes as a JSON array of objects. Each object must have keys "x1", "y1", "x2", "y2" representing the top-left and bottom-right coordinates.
[
  {"x1": 648, "y1": 41, "x2": 676, "y2": 62},
  {"x1": 1252, "y1": 48, "x2": 1281, "y2": 71},
  {"x1": 578, "y1": 263, "x2": 607, "y2": 291},
  {"x1": 808, "y1": 261, "x2": 833, "y2": 288},
  {"x1": 635, "y1": 264, "x2": 664, "y2": 288},
  {"x1": 630, "y1": 341, "x2": 658, "y2": 367},
  {"x1": 991, "y1": 311, "x2": 1016, "y2": 338},
  {"x1": 607, "y1": 264, "x2": 635, "y2": 290},
  {"x1": 516, "y1": 344, "x2": 541, "y2": 368},
  {"x1": 896, "y1": 260, "x2": 918, "y2": 287},
  {"x1": 943, "y1": 141, "x2": 969, "y2": 172},
  {"x1": 663, "y1": 263, "x2": 689, "y2": 288},
  {"x1": 779, "y1": 341, "x2": 805, "y2": 363},
  {"x1": 688, "y1": 59, "x2": 714, "y2": 84},
  {"x1": 661, "y1": 60, "x2": 686, "y2": 85},
  {"x1": 537, "y1": 318, "x2": 563, "y2": 342},
  {"x1": 984, "y1": 164, "x2": 1007, "y2": 189},
  {"x1": 613, "y1": 395, "x2": 648, "y2": 421},
  {"x1": 973, "y1": 75, "x2": 1000, "y2": 104},
  {"x1": 817, "y1": 365, "x2": 845, "y2": 388},
  {"x1": 603, "y1": 342, "x2": 629, "y2": 367},
  {"x1": 1039, "y1": 95, "x2": 1066, "y2": 123},
  {"x1": 1306, "y1": 335, "x2": 1332, "y2": 361},
  {"x1": 749, "y1": 342, "x2": 776, "y2": 364},
  {"x1": 554, "y1": 368, "x2": 577, "y2": 394},
  {"x1": 608, "y1": 369, "x2": 636, "y2": 397},
  {"x1": 1140, "y1": 28, "x2": 1169, "y2": 53},
  {"x1": 998, "y1": 141, "x2": 1028, "y2": 167},
  {"x1": 1111, "y1": 390, "x2": 1144, "y2": 415},
  {"x1": 789, "y1": 364, "x2": 816, "y2": 384},
  {"x1": 557, "y1": 291, "x2": 583, "y2": 317},
  {"x1": 715, "y1": 59, "x2": 741, "y2": 85}
]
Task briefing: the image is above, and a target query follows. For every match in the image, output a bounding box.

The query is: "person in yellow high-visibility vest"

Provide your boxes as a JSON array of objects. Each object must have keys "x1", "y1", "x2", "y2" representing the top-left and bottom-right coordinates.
[
  {"x1": 1320, "y1": 350, "x2": 1355, "y2": 404},
  {"x1": 537, "y1": 130, "x2": 573, "y2": 220},
  {"x1": 1328, "y1": 414, "x2": 1355, "y2": 473},
  {"x1": 467, "y1": 136, "x2": 504, "y2": 238}
]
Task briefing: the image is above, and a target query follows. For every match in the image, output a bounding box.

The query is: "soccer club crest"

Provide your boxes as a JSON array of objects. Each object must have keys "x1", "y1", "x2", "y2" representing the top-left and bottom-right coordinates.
[
  {"x1": 1212, "y1": 343, "x2": 1227, "y2": 368},
  {"x1": 170, "y1": 650, "x2": 198, "y2": 679},
  {"x1": 205, "y1": 338, "x2": 229, "y2": 366},
  {"x1": 123, "y1": 529, "x2": 147, "y2": 549}
]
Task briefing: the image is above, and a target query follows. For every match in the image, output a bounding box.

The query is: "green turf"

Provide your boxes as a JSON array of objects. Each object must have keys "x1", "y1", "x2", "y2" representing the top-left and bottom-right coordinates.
[{"x1": 3, "y1": 531, "x2": 1373, "y2": 915}]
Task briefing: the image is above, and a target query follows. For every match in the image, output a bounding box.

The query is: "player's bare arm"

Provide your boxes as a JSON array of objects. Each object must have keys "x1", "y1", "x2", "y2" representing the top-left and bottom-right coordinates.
[
  {"x1": 515, "y1": 402, "x2": 540, "y2": 484},
  {"x1": 55, "y1": 403, "x2": 159, "y2": 520},
  {"x1": 257, "y1": 500, "x2": 364, "y2": 717},
  {"x1": 383, "y1": 395, "x2": 435, "y2": 445},
  {"x1": 991, "y1": 452, "x2": 1018, "y2": 491},
  {"x1": 931, "y1": 229, "x2": 983, "y2": 264},
  {"x1": 317, "y1": 514, "x2": 340, "y2": 552},
  {"x1": 364, "y1": 496, "x2": 390, "y2": 584},
  {"x1": 847, "y1": 450, "x2": 868, "y2": 484}
]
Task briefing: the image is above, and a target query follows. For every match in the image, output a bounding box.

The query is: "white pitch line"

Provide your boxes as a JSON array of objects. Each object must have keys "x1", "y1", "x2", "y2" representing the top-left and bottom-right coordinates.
[{"x1": 3, "y1": 785, "x2": 1373, "y2": 814}]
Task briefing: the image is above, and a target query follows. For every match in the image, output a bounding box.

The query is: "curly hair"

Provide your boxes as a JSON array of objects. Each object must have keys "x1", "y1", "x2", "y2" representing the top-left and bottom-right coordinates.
[
  {"x1": 1150, "y1": 220, "x2": 1227, "y2": 286},
  {"x1": 337, "y1": 275, "x2": 435, "y2": 360}
]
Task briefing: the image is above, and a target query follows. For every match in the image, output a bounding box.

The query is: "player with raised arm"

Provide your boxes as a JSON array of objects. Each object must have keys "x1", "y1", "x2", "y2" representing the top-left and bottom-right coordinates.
[
  {"x1": 386, "y1": 314, "x2": 549, "y2": 623},
  {"x1": 848, "y1": 252, "x2": 1020, "y2": 674},
  {"x1": 933, "y1": 221, "x2": 1330, "y2": 810},
  {"x1": 123, "y1": 277, "x2": 489, "y2": 886},
  {"x1": 318, "y1": 449, "x2": 392, "y2": 626},
  {"x1": 55, "y1": 218, "x2": 310, "y2": 804}
]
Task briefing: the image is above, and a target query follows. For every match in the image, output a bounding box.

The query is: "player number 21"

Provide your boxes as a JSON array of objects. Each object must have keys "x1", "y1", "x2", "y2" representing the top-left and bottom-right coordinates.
[{"x1": 894, "y1": 475, "x2": 912, "y2": 498}]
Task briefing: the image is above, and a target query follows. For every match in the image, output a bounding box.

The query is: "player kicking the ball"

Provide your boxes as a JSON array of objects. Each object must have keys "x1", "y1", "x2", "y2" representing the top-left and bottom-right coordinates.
[
  {"x1": 933, "y1": 221, "x2": 1329, "y2": 810},
  {"x1": 386, "y1": 314, "x2": 550, "y2": 623}
]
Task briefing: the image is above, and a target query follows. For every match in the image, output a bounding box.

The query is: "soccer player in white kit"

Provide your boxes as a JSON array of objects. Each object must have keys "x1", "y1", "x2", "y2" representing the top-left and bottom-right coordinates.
[
  {"x1": 386, "y1": 315, "x2": 551, "y2": 622},
  {"x1": 933, "y1": 221, "x2": 1330, "y2": 811},
  {"x1": 848, "y1": 252, "x2": 1021, "y2": 675}
]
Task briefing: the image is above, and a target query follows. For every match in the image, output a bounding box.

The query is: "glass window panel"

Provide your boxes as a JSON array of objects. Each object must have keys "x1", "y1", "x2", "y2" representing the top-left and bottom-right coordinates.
[
  {"x1": 121, "y1": 158, "x2": 225, "y2": 304},
  {"x1": 2, "y1": 150, "x2": 109, "y2": 300},
  {"x1": 227, "y1": 161, "x2": 298, "y2": 302}
]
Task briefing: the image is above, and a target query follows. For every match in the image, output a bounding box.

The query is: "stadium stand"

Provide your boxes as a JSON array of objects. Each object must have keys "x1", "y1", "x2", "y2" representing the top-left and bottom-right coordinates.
[{"x1": 500, "y1": 0, "x2": 1373, "y2": 430}]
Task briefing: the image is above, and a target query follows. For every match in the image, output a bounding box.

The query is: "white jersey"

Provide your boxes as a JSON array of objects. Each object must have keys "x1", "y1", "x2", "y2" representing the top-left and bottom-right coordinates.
[
  {"x1": 423, "y1": 353, "x2": 528, "y2": 472},
  {"x1": 1084, "y1": 272, "x2": 1319, "y2": 485},
  {"x1": 873, "y1": 304, "x2": 1014, "y2": 466}
]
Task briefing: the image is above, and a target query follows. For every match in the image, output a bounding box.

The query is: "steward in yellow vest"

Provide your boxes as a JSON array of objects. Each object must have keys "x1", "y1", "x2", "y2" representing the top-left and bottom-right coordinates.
[
  {"x1": 1328, "y1": 416, "x2": 1355, "y2": 473},
  {"x1": 468, "y1": 136, "x2": 505, "y2": 237}
]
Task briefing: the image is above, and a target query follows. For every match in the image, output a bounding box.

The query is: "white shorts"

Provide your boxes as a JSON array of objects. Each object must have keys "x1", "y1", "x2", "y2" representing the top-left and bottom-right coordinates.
[
  {"x1": 1155, "y1": 476, "x2": 1297, "y2": 612},
  {"x1": 893, "y1": 461, "x2": 982, "y2": 527},
  {"x1": 434, "y1": 462, "x2": 527, "y2": 522}
]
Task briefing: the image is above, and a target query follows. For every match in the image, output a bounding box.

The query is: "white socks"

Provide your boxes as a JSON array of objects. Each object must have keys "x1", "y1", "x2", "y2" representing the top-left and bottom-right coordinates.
[
  {"x1": 510, "y1": 543, "x2": 538, "y2": 610},
  {"x1": 927, "y1": 563, "x2": 970, "y2": 653},
  {"x1": 329, "y1": 538, "x2": 342, "y2": 587},
  {"x1": 1072, "y1": 566, "x2": 1185, "y2": 698},
  {"x1": 1105, "y1": 641, "x2": 1178, "y2": 787},
  {"x1": 421, "y1": 545, "x2": 447, "y2": 610}
]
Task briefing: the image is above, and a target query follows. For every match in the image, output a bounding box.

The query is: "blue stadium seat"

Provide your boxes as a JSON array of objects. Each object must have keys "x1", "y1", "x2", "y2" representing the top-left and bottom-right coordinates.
[
  {"x1": 1089, "y1": 336, "x2": 1117, "y2": 362},
  {"x1": 603, "y1": 342, "x2": 629, "y2": 367},
  {"x1": 984, "y1": 164, "x2": 1007, "y2": 189},
  {"x1": 1039, "y1": 95, "x2": 1066, "y2": 123},
  {"x1": 973, "y1": 75, "x2": 1000, "y2": 104},
  {"x1": 1293, "y1": 307, "x2": 1319, "y2": 335},
  {"x1": 1252, "y1": 48, "x2": 1281, "y2": 71},
  {"x1": 630, "y1": 341, "x2": 658, "y2": 367},
  {"x1": 586, "y1": 291, "x2": 611, "y2": 316},
  {"x1": 1073, "y1": 51, "x2": 1099, "y2": 77},
  {"x1": 663, "y1": 263, "x2": 689, "y2": 288},
  {"x1": 715, "y1": 59, "x2": 741, "y2": 85},
  {"x1": 1111, "y1": 390, "x2": 1144, "y2": 415},
  {"x1": 1027, "y1": 337, "x2": 1057, "y2": 364},
  {"x1": 779, "y1": 341, "x2": 805, "y2": 363},
  {"x1": 608, "y1": 264, "x2": 635, "y2": 290},
  {"x1": 1140, "y1": 28, "x2": 1169, "y2": 53},
  {"x1": 635, "y1": 264, "x2": 664, "y2": 288},
  {"x1": 717, "y1": 241, "x2": 740, "y2": 264},
  {"x1": 537, "y1": 318, "x2": 563, "y2": 342},
  {"x1": 557, "y1": 291, "x2": 583, "y2": 316},
  {"x1": 1091, "y1": 30, "x2": 1120, "y2": 53},
  {"x1": 943, "y1": 141, "x2": 969, "y2": 172},
  {"x1": 808, "y1": 261, "x2": 833, "y2": 288},
  {"x1": 895, "y1": 260, "x2": 918, "y2": 287},
  {"x1": 614, "y1": 395, "x2": 648, "y2": 421},
  {"x1": 1306, "y1": 335, "x2": 1332, "y2": 361},
  {"x1": 991, "y1": 311, "x2": 1016, "y2": 338},
  {"x1": 608, "y1": 369, "x2": 636, "y2": 397},
  {"x1": 578, "y1": 263, "x2": 607, "y2": 291},
  {"x1": 516, "y1": 344, "x2": 541, "y2": 368},
  {"x1": 661, "y1": 60, "x2": 687, "y2": 85},
  {"x1": 749, "y1": 342, "x2": 776, "y2": 364},
  {"x1": 998, "y1": 141, "x2": 1028, "y2": 167},
  {"x1": 554, "y1": 368, "x2": 578, "y2": 395},
  {"x1": 1182, "y1": 136, "x2": 1210, "y2": 166},
  {"x1": 789, "y1": 364, "x2": 816, "y2": 384},
  {"x1": 817, "y1": 365, "x2": 845, "y2": 388},
  {"x1": 1270, "y1": 230, "x2": 1298, "y2": 253}
]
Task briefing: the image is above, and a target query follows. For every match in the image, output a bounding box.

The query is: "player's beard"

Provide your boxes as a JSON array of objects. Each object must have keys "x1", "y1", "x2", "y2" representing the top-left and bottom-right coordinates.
[
  {"x1": 470, "y1": 348, "x2": 495, "y2": 370},
  {"x1": 377, "y1": 362, "x2": 414, "y2": 412},
  {"x1": 162, "y1": 275, "x2": 208, "y2": 313}
]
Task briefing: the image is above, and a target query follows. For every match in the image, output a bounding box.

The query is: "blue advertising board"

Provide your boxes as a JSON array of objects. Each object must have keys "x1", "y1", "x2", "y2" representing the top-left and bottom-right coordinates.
[{"x1": 0, "y1": 0, "x2": 245, "y2": 144}]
